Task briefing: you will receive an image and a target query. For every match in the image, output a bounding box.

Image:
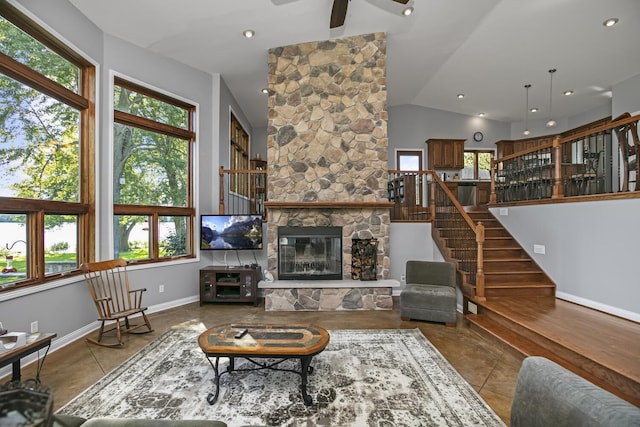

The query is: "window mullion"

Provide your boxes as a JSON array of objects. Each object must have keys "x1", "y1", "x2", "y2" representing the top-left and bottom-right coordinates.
[
  {"x1": 0, "y1": 53, "x2": 88, "y2": 110},
  {"x1": 114, "y1": 110, "x2": 194, "y2": 141}
]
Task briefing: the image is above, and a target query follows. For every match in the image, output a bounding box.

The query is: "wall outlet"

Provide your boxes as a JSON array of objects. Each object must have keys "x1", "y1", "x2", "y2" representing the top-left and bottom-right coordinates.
[
  {"x1": 159, "y1": 285, "x2": 165, "y2": 293},
  {"x1": 400, "y1": 274, "x2": 406, "y2": 282},
  {"x1": 468, "y1": 301, "x2": 478, "y2": 314},
  {"x1": 30, "y1": 321, "x2": 38, "y2": 334},
  {"x1": 534, "y1": 244, "x2": 546, "y2": 255},
  {"x1": 499, "y1": 208, "x2": 508, "y2": 216}
]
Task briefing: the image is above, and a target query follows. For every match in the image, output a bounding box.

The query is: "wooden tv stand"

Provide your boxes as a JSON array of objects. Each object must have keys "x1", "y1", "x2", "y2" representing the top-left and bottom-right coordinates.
[{"x1": 199, "y1": 265, "x2": 259, "y2": 306}]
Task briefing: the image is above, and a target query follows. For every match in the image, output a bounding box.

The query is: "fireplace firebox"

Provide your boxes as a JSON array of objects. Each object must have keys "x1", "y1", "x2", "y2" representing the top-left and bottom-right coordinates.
[{"x1": 278, "y1": 226, "x2": 342, "y2": 280}]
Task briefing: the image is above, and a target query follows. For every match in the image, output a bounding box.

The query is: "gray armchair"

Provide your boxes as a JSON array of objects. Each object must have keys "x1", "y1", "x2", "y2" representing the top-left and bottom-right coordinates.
[{"x1": 400, "y1": 260, "x2": 457, "y2": 326}]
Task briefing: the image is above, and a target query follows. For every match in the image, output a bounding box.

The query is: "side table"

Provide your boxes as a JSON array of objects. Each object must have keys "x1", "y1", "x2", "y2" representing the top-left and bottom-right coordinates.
[{"x1": 0, "y1": 332, "x2": 56, "y2": 383}]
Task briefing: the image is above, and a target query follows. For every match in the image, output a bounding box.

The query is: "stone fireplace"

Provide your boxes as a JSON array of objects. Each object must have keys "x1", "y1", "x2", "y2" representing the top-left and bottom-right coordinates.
[{"x1": 265, "y1": 32, "x2": 391, "y2": 282}]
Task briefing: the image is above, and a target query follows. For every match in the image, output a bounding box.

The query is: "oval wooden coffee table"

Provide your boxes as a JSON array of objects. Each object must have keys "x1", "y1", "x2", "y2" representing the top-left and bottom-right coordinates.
[{"x1": 198, "y1": 323, "x2": 329, "y2": 406}]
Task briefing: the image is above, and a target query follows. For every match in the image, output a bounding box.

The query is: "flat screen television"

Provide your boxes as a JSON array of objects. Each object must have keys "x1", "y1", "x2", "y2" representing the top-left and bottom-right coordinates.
[{"x1": 200, "y1": 214, "x2": 263, "y2": 250}]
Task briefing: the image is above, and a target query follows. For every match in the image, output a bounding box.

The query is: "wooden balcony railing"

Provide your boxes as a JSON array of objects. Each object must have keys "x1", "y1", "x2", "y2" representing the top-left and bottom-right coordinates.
[
  {"x1": 387, "y1": 170, "x2": 433, "y2": 222},
  {"x1": 491, "y1": 112, "x2": 640, "y2": 204},
  {"x1": 218, "y1": 166, "x2": 267, "y2": 216}
]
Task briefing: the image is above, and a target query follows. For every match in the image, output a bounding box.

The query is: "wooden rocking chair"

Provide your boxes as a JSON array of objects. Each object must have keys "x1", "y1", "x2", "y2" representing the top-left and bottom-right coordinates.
[{"x1": 81, "y1": 258, "x2": 153, "y2": 347}]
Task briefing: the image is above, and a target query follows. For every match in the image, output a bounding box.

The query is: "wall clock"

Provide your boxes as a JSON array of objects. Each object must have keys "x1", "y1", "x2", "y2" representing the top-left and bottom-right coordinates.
[{"x1": 473, "y1": 131, "x2": 484, "y2": 142}]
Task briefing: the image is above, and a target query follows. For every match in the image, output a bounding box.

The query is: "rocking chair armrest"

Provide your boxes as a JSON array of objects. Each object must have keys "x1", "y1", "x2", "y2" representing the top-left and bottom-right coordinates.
[
  {"x1": 94, "y1": 297, "x2": 114, "y2": 317},
  {"x1": 128, "y1": 288, "x2": 147, "y2": 308}
]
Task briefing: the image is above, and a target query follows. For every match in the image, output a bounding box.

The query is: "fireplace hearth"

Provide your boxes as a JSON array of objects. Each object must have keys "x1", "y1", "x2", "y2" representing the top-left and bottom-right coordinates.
[{"x1": 278, "y1": 226, "x2": 342, "y2": 280}]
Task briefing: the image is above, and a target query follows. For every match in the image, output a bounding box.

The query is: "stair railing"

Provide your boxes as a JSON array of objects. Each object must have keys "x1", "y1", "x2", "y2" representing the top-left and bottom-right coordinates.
[{"x1": 431, "y1": 175, "x2": 486, "y2": 300}]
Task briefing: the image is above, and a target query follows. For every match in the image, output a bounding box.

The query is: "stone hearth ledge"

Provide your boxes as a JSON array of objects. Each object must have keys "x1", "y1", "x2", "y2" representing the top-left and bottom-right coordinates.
[{"x1": 258, "y1": 279, "x2": 401, "y2": 311}]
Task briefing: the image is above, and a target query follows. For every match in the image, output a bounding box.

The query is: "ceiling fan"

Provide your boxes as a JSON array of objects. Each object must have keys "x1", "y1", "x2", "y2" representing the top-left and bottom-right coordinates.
[{"x1": 330, "y1": 0, "x2": 410, "y2": 29}]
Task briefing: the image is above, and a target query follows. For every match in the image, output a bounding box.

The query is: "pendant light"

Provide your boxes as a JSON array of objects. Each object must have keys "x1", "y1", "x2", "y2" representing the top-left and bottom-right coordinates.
[
  {"x1": 546, "y1": 68, "x2": 557, "y2": 128},
  {"x1": 523, "y1": 84, "x2": 531, "y2": 135}
]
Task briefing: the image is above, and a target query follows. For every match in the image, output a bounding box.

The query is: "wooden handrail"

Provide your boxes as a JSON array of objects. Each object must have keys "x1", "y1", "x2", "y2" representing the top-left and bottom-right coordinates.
[{"x1": 432, "y1": 174, "x2": 477, "y2": 232}]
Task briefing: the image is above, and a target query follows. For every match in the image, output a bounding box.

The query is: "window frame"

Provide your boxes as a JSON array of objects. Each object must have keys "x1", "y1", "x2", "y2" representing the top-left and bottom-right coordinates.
[
  {"x1": 396, "y1": 149, "x2": 424, "y2": 171},
  {"x1": 112, "y1": 76, "x2": 196, "y2": 264},
  {"x1": 229, "y1": 110, "x2": 250, "y2": 197},
  {"x1": 0, "y1": 2, "x2": 95, "y2": 291},
  {"x1": 463, "y1": 150, "x2": 494, "y2": 181}
]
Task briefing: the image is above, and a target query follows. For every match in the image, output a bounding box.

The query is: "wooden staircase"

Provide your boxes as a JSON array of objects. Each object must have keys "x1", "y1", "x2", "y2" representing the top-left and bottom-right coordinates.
[
  {"x1": 435, "y1": 206, "x2": 556, "y2": 299},
  {"x1": 433, "y1": 205, "x2": 640, "y2": 406}
]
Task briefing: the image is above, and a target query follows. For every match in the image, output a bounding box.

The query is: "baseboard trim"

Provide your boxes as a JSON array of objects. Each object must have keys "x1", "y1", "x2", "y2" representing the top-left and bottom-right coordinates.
[
  {"x1": 556, "y1": 291, "x2": 640, "y2": 323},
  {"x1": 0, "y1": 295, "x2": 199, "y2": 381}
]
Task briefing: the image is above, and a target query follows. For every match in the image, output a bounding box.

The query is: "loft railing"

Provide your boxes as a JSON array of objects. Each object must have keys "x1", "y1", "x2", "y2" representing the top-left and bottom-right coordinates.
[
  {"x1": 218, "y1": 166, "x2": 267, "y2": 216},
  {"x1": 431, "y1": 176, "x2": 486, "y2": 300},
  {"x1": 387, "y1": 170, "x2": 433, "y2": 221},
  {"x1": 491, "y1": 112, "x2": 640, "y2": 204}
]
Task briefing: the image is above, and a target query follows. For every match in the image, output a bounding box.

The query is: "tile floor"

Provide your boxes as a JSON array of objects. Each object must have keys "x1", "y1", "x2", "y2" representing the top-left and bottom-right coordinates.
[{"x1": 16, "y1": 300, "x2": 523, "y2": 425}]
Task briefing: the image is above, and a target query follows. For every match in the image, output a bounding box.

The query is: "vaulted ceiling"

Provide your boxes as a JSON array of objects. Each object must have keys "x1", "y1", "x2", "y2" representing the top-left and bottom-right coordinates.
[{"x1": 69, "y1": 0, "x2": 640, "y2": 129}]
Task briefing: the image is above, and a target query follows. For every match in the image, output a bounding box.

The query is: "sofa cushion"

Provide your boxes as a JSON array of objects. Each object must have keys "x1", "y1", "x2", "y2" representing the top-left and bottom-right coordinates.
[
  {"x1": 511, "y1": 356, "x2": 640, "y2": 427},
  {"x1": 81, "y1": 420, "x2": 227, "y2": 427}
]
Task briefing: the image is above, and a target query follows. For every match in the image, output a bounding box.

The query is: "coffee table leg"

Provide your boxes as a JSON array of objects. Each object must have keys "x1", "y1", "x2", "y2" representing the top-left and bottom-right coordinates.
[
  {"x1": 300, "y1": 356, "x2": 313, "y2": 406},
  {"x1": 206, "y1": 356, "x2": 221, "y2": 405}
]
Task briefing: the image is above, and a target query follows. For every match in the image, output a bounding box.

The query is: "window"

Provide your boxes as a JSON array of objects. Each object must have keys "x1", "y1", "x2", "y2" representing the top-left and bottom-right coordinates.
[
  {"x1": 395, "y1": 150, "x2": 425, "y2": 206},
  {"x1": 0, "y1": 3, "x2": 95, "y2": 290},
  {"x1": 113, "y1": 77, "x2": 195, "y2": 262},
  {"x1": 396, "y1": 150, "x2": 423, "y2": 171},
  {"x1": 463, "y1": 151, "x2": 493, "y2": 180},
  {"x1": 230, "y1": 112, "x2": 249, "y2": 196}
]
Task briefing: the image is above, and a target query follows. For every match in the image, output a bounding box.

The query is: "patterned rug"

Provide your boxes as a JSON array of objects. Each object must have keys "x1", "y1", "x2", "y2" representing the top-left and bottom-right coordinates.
[{"x1": 59, "y1": 323, "x2": 505, "y2": 426}]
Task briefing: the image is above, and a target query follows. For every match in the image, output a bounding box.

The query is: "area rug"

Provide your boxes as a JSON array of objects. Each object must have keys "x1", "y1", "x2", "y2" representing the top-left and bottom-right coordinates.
[{"x1": 59, "y1": 323, "x2": 505, "y2": 426}]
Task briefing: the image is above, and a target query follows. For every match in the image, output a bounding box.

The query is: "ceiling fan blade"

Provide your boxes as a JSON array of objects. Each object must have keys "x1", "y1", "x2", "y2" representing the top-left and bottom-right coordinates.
[
  {"x1": 330, "y1": 0, "x2": 349, "y2": 29},
  {"x1": 390, "y1": 0, "x2": 410, "y2": 4}
]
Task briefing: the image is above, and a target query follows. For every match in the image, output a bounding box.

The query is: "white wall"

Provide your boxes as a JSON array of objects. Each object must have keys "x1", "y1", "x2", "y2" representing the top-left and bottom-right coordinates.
[
  {"x1": 613, "y1": 73, "x2": 640, "y2": 118},
  {"x1": 489, "y1": 199, "x2": 640, "y2": 321},
  {"x1": 387, "y1": 104, "x2": 511, "y2": 163}
]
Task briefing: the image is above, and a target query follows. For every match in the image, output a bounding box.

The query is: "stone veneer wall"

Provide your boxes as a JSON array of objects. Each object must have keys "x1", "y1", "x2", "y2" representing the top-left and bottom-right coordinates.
[{"x1": 266, "y1": 32, "x2": 390, "y2": 280}]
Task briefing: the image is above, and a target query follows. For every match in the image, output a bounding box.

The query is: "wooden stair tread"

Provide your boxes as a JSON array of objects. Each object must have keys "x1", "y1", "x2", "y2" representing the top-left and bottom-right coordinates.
[
  {"x1": 484, "y1": 246, "x2": 522, "y2": 251},
  {"x1": 485, "y1": 270, "x2": 544, "y2": 275},
  {"x1": 465, "y1": 299, "x2": 640, "y2": 406},
  {"x1": 483, "y1": 282, "x2": 555, "y2": 289},
  {"x1": 466, "y1": 314, "x2": 611, "y2": 387}
]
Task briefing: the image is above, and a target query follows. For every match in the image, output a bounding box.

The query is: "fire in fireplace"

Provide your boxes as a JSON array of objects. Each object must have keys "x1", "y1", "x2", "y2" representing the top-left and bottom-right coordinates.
[{"x1": 277, "y1": 226, "x2": 342, "y2": 280}]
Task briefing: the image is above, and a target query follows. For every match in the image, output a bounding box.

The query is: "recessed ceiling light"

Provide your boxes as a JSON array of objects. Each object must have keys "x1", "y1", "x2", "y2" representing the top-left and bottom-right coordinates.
[
  {"x1": 242, "y1": 29, "x2": 255, "y2": 38},
  {"x1": 402, "y1": 7, "x2": 414, "y2": 16},
  {"x1": 530, "y1": 107, "x2": 538, "y2": 113},
  {"x1": 603, "y1": 18, "x2": 618, "y2": 27},
  {"x1": 457, "y1": 93, "x2": 465, "y2": 99},
  {"x1": 478, "y1": 112, "x2": 485, "y2": 117},
  {"x1": 261, "y1": 88, "x2": 269, "y2": 94},
  {"x1": 563, "y1": 90, "x2": 574, "y2": 96}
]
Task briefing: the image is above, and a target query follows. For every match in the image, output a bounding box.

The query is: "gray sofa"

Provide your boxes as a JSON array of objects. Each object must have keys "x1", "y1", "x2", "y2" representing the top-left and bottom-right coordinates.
[
  {"x1": 400, "y1": 260, "x2": 457, "y2": 325},
  {"x1": 511, "y1": 356, "x2": 640, "y2": 427}
]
